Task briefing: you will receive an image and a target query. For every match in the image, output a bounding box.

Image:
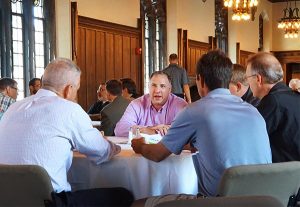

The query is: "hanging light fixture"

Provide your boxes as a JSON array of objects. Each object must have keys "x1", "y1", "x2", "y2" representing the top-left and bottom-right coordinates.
[
  {"x1": 278, "y1": 0, "x2": 300, "y2": 39},
  {"x1": 224, "y1": 0, "x2": 259, "y2": 21}
]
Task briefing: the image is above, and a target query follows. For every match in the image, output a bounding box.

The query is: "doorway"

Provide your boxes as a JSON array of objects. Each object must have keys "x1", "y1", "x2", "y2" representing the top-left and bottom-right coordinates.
[{"x1": 286, "y1": 63, "x2": 300, "y2": 85}]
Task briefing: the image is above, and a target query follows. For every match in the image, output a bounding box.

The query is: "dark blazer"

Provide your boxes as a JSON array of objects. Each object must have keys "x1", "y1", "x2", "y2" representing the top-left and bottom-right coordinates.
[
  {"x1": 241, "y1": 87, "x2": 260, "y2": 107},
  {"x1": 99, "y1": 96, "x2": 130, "y2": 136},
  {"x1": 258, "y1": 82, "x2": 300, "y2": 162},
  {"x1": 87, "y1": 100, "x2": 109, "y2": 114}
]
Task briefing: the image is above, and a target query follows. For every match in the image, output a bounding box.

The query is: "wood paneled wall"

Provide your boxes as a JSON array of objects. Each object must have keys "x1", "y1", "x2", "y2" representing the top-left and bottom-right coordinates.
[
  {"x1": 76, "y1": 16, "x2": 142, "y2": 111},
  {"x1": 187, "y1": 40, "x2": 212, "y2": 76},
  {"x1": 177, "y1": 29, "x2": 215, "y2": 76},
  {"x1": 273, "y1": 50, "x2": 300, "y2": 84},
  {"x1": 236, "y1": 42, "x2": 255, "y2": 67}
]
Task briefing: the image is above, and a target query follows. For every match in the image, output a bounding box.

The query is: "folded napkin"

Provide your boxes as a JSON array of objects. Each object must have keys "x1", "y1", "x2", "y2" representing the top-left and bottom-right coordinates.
[{"x1": 140, "y1": 133, "x2": 162, "y2": 144}]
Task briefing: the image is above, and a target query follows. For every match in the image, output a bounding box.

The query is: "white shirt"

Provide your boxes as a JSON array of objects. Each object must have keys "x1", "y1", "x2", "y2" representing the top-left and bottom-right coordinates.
[{"x1": 0, "y1": 89, "x2": 119, "y2": 192}]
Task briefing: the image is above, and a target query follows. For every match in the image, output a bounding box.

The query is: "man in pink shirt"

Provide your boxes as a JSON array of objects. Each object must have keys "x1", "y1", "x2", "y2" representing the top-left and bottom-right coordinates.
[{"x1": 115, "y1": 71, "x2": 187, "y2": 137}]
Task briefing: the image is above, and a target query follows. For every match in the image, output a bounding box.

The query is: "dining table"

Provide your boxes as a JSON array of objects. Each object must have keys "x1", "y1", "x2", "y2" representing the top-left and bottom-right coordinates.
[{"x1": 68, "y1": 136, "x2": 198, "y2": 199}]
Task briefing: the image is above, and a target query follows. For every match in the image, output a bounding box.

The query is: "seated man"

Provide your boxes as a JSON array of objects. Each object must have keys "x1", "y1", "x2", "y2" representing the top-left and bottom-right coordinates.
[
  {"x1": 0, "y1": 58, "x2": 133, "y2": 206},
  {"x1": 0, "y1": 78, "x2": 18, "y2": 120},
  {"x1": 229, "y1": 64, "x2": 260, "y2": 107},
  {"x1": 87, "y1": 83, "x2": 110, "y2": 115},
  {"x1": 115, "y1": 71, "x2": 187, "y2": 137},
  {"x1": 100, "y1": 79, "x2": 130, "y2": 136},
  {"x1": 29, "y1": 77, "x2": 41, "y2": 95},
  {"x1": 120, "y1": 78, "x2": 139, "y2": 101},
  {"x1": 131, "y1": 50, "x2": 271, "y2": 207},
  {"x1": 246, "y1": 52, "x2": 300, "y2": 162}
]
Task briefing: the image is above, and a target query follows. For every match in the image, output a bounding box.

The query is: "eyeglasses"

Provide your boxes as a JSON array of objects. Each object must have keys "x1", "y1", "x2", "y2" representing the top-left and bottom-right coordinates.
[{"x1": 245, "y1": 74, "x2": 257, "y2": 79}]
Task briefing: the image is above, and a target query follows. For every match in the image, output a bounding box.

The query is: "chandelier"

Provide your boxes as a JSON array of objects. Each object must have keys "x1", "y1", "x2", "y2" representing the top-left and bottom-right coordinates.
[
  {"x1": 224, "y1": 0, "x2": 259, "y2": 21},
  {"x1": 277, "y1": 0, "x2": 300, "y2": 39}
]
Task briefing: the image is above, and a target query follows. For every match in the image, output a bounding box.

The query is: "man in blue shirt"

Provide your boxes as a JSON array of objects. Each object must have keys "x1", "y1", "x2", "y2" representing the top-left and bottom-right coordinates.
[{"x1": 132, "y1": 50, "x2": 272, "y2": 207}]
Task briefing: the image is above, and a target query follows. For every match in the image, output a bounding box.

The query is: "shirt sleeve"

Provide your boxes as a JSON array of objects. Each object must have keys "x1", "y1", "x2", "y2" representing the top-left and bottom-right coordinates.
[
  {"x1": 161, "y1": 107, "x2": 196, "y2": 154},
  {"x1": 114, "y1": 103, "x2": 139, "y2": 137},
  {"x1": 70, "y1": 105, "x2": 119, "y2": 165},
  {"x1": 182, "y1": 68, "x2": 189, "y2": 85}
]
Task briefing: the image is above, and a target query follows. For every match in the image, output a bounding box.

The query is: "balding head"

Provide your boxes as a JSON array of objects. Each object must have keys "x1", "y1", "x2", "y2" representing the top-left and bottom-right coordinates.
[
  {"x1": 42, "y1": 58, "x2": 81, "y2": 101},
  {"x1": 247, "y1": 52, "x2": 283, "y2": 84},
  {"x1": 246, "y1": 52, "x2": 283, "y2": 99},
  {"x1": 43, "y1": 58, "x2": 81, "y2": 91}
]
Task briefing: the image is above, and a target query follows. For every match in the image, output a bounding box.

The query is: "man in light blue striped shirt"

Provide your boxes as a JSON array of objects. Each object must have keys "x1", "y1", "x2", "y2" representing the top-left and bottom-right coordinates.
[{"x1": 0, "y1": 58, "x2": 133, "y2": 206}]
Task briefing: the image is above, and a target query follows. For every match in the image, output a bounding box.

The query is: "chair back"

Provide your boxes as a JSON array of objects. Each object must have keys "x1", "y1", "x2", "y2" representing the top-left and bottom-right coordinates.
[
  {"x1": 155, "y1": 195, "x2": 284, "y2": 207},
  {"x1": 217, "y1": 161, "x2": 300, "y2": 206},
  {"x1": 0, "y1": 164, "x2": 54, "y2": 207}
]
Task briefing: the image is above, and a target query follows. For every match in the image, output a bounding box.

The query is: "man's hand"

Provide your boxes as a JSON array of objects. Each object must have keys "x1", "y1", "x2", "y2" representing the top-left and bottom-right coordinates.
[
  {"x1": 139, "y1": 127, "x2": 157, "y2": 135},
  {"x1": 152, "y1": 124, "x2": 171, "y2": 136},
  {"x1": 139, "y1": 125, "x2": 171, "y2": 136},
  {"x1": 131, "y1": 137, "x2": 146, "y2": 154}
]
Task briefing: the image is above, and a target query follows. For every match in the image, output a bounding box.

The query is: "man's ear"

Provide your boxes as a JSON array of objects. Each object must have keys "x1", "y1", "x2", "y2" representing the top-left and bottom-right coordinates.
[
  {"x1": 200, "y1": 75, "x2": 205, "y2": 88},
  {"x1": 256, "y1": 74, "x2": 263, "y2": 86},
  {"x1": 236, "y1": 82, "x2": 242, "y2": 92},
  {"x1": 63, "y1": 84, "x2": 72, "y2": 99}
]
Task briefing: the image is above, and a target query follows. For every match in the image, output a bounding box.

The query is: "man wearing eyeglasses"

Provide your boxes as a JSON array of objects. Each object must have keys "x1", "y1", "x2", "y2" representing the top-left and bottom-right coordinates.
[
  {"x1": 0, "y1": 77, "x2": 18, "y2": 120},
  {"x1": 87, "y1": 83, "x2": 110, "y2": 121},
  {"x1": 229, "y1": 64, "x2": 260, "y2": 107},
  {"x1": 246, "y1": 52, "x2": 300, "y2": 163}
]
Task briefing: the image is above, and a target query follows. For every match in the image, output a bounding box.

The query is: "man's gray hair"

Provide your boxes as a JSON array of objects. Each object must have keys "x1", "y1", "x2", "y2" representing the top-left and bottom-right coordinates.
[
  {"x1": 247, "y1": 52, "x2": 283, "y2": 84},
  {"x1": 42, "y1": 58, "x2": 81, "y2": 91},
  {"x1": 231, "y1": 64, "x2": 248, "y2": 86},
  {"x1": 0, "y1": 78, "x2": 17, "y2": 91}
]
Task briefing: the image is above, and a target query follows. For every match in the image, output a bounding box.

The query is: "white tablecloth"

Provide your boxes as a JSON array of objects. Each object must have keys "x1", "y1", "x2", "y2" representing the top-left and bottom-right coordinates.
[{"x1": 68, "y1": 137, "x2": 198, "y2": 199}]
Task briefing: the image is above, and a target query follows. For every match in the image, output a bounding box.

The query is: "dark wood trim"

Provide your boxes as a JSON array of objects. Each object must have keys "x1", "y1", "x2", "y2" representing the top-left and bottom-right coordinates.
[
  {"x1": 78, "y1": 16, "x2": 140, "y2": 36},
  {"x1": 177, "y1": 29, "x2": 183, "y2": 66},
  {"x1": 236, "y1": 42, "x2": 240, "y2": 64},
  {"x1": 138, "y1": 18, "x2": 144, "y2": 95},
  {"x1": 183, "y1": 30, "x2": 188, "y2": 69},
  {"x1": 272, "y1": 51, "x2": 300, "y2": 84},
  {"x1": 236, "y1": 42, "x2": 255, "y2": 67},
  {"x1": 268, "y1": 0, "x2": 300, "y2": 2},
  {"x1": 188, "y1": 39, "x2": 211, "y2": 49},
  {"x1": 272, "y1": 50, "x2": 300, "y2": 62},
  {"x1": 209, "y1": 36, "x2": 217, "y2": 50},
  {"x1": 71, "y1": 2, "x2": 78, "y2": 62}
]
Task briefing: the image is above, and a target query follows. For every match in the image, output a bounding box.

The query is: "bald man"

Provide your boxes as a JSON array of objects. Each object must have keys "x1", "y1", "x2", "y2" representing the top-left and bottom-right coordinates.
[
  {"x1": 246, "y1": 52, "x2": 300, "y2": 162},
  {"x1": 0, "y1": 58, "x2": 133, "y2": 206}
]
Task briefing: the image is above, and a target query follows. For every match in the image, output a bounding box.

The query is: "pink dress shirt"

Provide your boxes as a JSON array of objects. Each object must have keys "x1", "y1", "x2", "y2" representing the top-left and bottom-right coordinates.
[{"x1": 114, "y1": 93, "x2": 187, "y2": 137}]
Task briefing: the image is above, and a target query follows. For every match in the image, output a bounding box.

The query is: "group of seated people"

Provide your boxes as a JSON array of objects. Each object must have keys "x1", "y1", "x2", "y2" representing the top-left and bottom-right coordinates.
[
  {"x1": 0, "y1": 50, "x2": 299, "y2": 206},
  {"x1": 0, "y1": 77, "x2": 41, "y2": 120}
]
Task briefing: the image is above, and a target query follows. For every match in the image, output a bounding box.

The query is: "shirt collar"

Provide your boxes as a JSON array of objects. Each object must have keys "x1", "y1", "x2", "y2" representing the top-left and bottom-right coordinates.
[
  {"x1": 149, "y1": 94, "x2": 172, "y2": 112},
  {"x1": 35, "y1": 88, "x2": 58, "y2": 98},
  {"x1": 269, "y1": 82, "x2": 290, "y2": 94},
  {"x1": 206, "y1": 88, "x2": 231, "y2": 97}
]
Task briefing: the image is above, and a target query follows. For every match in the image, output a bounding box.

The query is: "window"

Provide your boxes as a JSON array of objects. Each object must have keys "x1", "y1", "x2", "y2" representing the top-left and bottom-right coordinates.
[
  {"x1": 141, "y1": 0, "x2": 167, "y2": 93},
  {"x1": 0, "y1": 0, "x2": 55, "y2": 99}
]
